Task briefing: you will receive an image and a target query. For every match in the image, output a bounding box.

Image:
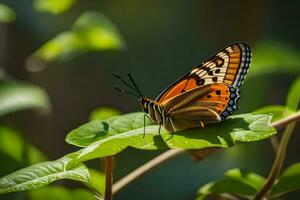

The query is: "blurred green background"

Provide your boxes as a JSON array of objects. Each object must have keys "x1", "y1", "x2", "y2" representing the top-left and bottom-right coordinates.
[{"x1": 0, "y1": 0, "x2": 300, "y2": 199}]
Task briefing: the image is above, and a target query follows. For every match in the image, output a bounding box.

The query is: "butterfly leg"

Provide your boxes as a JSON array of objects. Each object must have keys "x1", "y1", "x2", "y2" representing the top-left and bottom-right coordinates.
[
  {"x1": 158, "y1": 124, "x2": 161, "y2": 136},
  {"x1": 165, "y1": 132, "x2": 174, "y2": 141},
  {"x1": 200, "y1": 121, "x2": 205, "y2": 128},
  {"x1": 143, "y1": 114, "x2": 146, "y2": 138}
]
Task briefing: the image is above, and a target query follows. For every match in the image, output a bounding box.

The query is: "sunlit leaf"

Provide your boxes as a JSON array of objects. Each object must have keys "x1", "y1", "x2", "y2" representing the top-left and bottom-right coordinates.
[
  {"x1": 33, "y1": 0, "x2": 76, "y2": 15},
  {"x1": 0, "y1": 81, "x2": 50, "y2": 116},
  {"x1": 84, "y1": 169, "x2": 105, "y2": 194},
  {"x1": 250, "y1": 40, "x2": 300, "y2": 78},
  {"x1": 89, "y1": 107, "x2": 121, "y2": 121},
  {"x1": 29, "y1": 186, "x2": 97, "y2": 200},
  {"x1": 286, "y1": 76, "x2": 300, "y2": 111},
  {"x1": 26, "y1": 11, "x2": 125, "y2": 72},
  {"x1": 0, "y1": 4, "x2": 16, "y2": 23},
  {"x1": 271, "y1": 162, "x2": 300, "y2": 197},
  {"x1": 67, "y1": 112, "x2": 276, "y2": 162},
  {"x1": 162, "y1": 113, "x2": 276, "y2": 147},
  {"x1": 254, "y1": 105, "x2": 294, "y2": 122},
  {"x1": 0, "y1": 153, "x2": 90, "y2": 195},
  {"x1": 196, "y1": 168, "x2": 265, "y2": 199},
  {"x1": 0, "y1": 125, "x2": 47, "y2": 165}
]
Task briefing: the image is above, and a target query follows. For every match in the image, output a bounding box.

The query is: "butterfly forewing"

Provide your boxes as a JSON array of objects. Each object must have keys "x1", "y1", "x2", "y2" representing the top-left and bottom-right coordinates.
[{"x1": 156, "y1": 42, "x2": 251, "y2": 104}]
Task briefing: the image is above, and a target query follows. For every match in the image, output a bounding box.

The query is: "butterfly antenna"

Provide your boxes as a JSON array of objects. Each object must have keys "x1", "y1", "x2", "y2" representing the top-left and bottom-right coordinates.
[
  {"x1": 126, "y1": 72, "x2": 144, "y2": 97},
  {"x1": 114, "y1": 86, "x2": 139, "y2": 97},
  {"x1": 113, "y1": 73, "x2": 139, "y2": 94}
]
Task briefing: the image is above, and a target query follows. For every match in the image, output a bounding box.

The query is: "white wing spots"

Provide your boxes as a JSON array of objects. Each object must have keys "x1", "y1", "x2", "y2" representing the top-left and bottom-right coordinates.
[
  {"x1": 190, "y1": 68, "x2": 199, "y2": 74},
  {"x1": 226, "y1": 46, "x2": 234, "y2": 53},
  {"x1": 233, "y1": 43, "x2": 251, "y2": 88}
]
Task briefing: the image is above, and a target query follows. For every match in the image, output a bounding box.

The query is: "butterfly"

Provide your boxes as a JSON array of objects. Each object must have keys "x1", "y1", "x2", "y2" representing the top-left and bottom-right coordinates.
[{"x1": 114, "y1": 42, "x2": 251, "y2": 133}]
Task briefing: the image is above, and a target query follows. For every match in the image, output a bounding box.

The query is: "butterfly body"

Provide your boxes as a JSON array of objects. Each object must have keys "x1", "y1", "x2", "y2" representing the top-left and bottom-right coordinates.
[{"x1": 139, "y1": 82, "x2": 241, "y2": 132}]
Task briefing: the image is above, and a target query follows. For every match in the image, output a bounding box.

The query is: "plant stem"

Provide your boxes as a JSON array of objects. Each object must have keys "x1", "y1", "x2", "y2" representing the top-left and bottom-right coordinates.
[
  {"x1": 112, "y1": 149, "x2": 183, "y2": 194},
  {"x1": 112, "y1": 111, "x2": 300, "y2": 195},
  {"x1": 253, "y1": 122, "x2": 296, "y2": 200},
  {"x1": 104, "y1": 156, "x2": 114, "y2": 200}
]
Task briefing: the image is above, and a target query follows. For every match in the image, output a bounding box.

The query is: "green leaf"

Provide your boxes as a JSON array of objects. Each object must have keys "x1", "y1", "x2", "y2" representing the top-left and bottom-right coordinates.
[
  {"x1": 250, "y1": 40, "x2": 300, "y2": 78},
  {"x1": 0, "y1": 81, "x2": 50, "y2": 117},
  {"x1": 271, "y1": 162, "x2": 300, "y2": 197},
  {"x1": 0, "y1": 153, "x2": 90, "y2": 195},
  {"x1": 0, "y1": 125, "x2": 47, "y2": 165},
  {"x1": 26, "y1": 11, "x2": 125, "y2": 72},
  {"x1": 66, "y1": 112, "x2": 152, "y2": 147},
  {"x1": 70, "y1": 112, "x2": 275, "y2": 162},
  {"x1": 29, "y1": 186, "x2": 98, "y2": 200},
  {"x1": 33, "y1": 0, "x2": 76, "y2": 15},
  {"x1": 196, "y1": 169, "x2": 265, "y2": 199},
  {"x1": 89, "y1": 107, "x2": 121, "y2": 121},
  {"x1": 84, "y1": 169, "x2": 105, "y2": 194},
  {"x1": 254, "y1": 105, "x2": 294, "y2": 122},
  {"x1": 286, "y1": 76, "x2": 300, "y2": 111},
  {"x1": 162, "y1": 113, "x2": 276, "y2": 148},
  {"x1": 0, "y1": 4, "x2": 16, "y2": 23}
]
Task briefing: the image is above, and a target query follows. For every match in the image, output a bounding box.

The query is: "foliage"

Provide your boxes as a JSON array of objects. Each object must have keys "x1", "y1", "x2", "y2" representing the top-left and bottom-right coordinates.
[
  {"x1": 0, "y1": 4, "x2": 16, "y2": 23},
  {"x1": 29, "y1": 186, "x2": 98, "y2": 200},
  {"x1": 0, "y1": 80, "x2": 50, "y2": 117},
  {"x1": 65, "y1": 112, "x2": 275, "y2": 162},
  {"x1": 33, "y1": 0, "x2": 76, "y2": 15},
  {"x1": 26, "y1": 11, "x2": 125, "y2": 72},
  {"x1": 196, "y1": 162, "x2": 300, "y2": 200},
  {"x1": 0, "y1": 153, "x2": 90, "y2": 195},
  {"x1": 196, "y1": 168, "x2": 265, "y2": 199},
  {"x1": 0, "y1": 125, "x2": 47, "y2": 165},
  {"x1": 0, "y1": 111, "x2": 276, "y2": 196}
]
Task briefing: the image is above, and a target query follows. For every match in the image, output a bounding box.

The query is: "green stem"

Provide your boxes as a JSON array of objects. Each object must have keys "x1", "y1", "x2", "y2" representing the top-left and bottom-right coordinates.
[
  {"x1": 253, "y1": 122, "x2": 296, "y2": 200},
  {"x1": 104, "y1": 156, "x2": 114, "y2": 200}
]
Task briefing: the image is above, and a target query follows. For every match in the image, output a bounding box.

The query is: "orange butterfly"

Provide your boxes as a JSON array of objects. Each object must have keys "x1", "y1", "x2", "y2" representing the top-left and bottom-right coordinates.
[{"x1": 115, "y1": 42, "x2": 251, "y2": 133}]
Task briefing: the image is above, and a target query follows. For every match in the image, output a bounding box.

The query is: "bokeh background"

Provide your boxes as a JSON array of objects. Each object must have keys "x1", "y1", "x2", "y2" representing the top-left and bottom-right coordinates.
[{"x1": 0, "y1": 0, "x2": 300, "y2": 199}]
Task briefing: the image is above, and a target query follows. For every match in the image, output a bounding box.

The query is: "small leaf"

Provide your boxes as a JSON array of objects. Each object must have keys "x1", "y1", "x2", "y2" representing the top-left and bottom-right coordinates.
[
  {"x1": 254, "y1": 105, "x2": 294, "y2": 122},
  {"x1": 0, "y1": 4, "x2": 16, "y2": 23},
  {"x1": 0, "y1": 81, "x2": 50, "y2": 117},
  {"x1": 89, "y1": 107, "x2": 121, "y2": 121},
  {"x1": 29, "y1": 186, "x2": 97, "y2": 200},
  {"x1": 26, "y1": 11, "x2": 125, "y2": 71},
  {"x1": 271, "y1": 162, "x2": 300, "y2": 197},
  {"x1": 33, "y1": 0, "x2": 76, "y2": 15},
  {"x1": 196, "y1": 169, "x2": 265, "y2": 199},
  {"x1": 0, "y1": 125, "x2": 47, "y2": 165},
  {"x1": 71, "y1": 112, "x2": 275, "y2": 162},
  {"x1": 286, "y1": 76, "x2": 300, "y2": 111},
  {"x1": 0, "y1": 153, "x2": 90, "y2": 195}
]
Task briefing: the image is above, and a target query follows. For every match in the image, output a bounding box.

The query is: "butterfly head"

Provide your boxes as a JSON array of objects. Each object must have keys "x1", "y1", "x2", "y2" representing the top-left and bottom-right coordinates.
[{"x1": 138, "y1": 97, "x2": 151, "y2": 113}]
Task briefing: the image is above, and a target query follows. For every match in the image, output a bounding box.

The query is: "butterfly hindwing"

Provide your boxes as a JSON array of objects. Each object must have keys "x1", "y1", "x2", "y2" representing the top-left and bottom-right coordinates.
[
  {"x1": 156, "y1": 42, "x2": 251, "y2": 104},
  {"x1": 161, "y1": 83, "x2": 239, "y2": 130}
]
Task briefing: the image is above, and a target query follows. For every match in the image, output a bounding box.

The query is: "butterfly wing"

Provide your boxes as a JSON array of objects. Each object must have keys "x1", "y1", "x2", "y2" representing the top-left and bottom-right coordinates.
[
  {"x1": 156, "y1": 42, "x2": 251, "y2": 103},
  {"x1": 162, "y1": 83, "x2": 239, "y2": 131}
]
